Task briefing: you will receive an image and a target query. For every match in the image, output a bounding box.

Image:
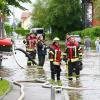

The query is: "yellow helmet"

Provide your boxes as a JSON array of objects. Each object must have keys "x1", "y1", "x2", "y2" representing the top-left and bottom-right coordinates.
[{"x1": 53, "y1": 37, "x2": 60, "y2": 41}]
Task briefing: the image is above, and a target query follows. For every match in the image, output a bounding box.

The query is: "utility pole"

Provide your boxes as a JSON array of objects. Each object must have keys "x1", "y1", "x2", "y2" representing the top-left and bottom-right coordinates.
[
  {"x1": 12, "y1": 6, "x2": 16, "y2": 36},
  {"x1": 0, "y1": 12, "x2": 5, "y2": 39}
]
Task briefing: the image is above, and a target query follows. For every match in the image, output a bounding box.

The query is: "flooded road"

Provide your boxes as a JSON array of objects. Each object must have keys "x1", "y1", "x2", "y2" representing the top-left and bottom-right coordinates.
[
  {"x1": 0, "y1": 39, "x2": 100, "y2": 100},
  {"x1": 0, "y1": 39, "x2": 45, "y2": 81}
]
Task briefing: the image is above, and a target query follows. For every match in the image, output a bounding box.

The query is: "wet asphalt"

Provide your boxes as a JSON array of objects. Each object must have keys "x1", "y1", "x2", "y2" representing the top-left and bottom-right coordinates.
[{"x1": 0, "y1": 39, "x2": 100, "y2": 100}]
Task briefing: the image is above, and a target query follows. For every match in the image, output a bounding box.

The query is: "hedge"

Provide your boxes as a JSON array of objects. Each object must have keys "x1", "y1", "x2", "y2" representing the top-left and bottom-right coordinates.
[
  {"x1": 70, "y1": 26, "x2": 100, "y2": 39},
  {"x1": 15, "y1": 28, "x2": 30, "y2": 36},
  {"x1": 4, "y1": 24, "x2": 30, "y2": 36}
]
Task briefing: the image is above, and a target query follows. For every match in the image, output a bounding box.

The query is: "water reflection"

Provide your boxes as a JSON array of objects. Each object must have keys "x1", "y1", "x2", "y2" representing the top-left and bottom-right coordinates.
[
  {"x1": 0, "y1": 65, "x2": 46, "y2": 81},
  {"x1": 67, "y1": 80, "x2": 82, "y2": 100},
  {"x1": 0, "y1": 67, "x2": 14, "y2": 78},
  {"x1": 68, "y1": 80, "x2": 82, "y2": 88},
  {"x1": 25, "y1": 67, "x2": 46, "y2": 80},
  {"x1": 68, "y1": 90, "x2": 82, "y2": 100}
]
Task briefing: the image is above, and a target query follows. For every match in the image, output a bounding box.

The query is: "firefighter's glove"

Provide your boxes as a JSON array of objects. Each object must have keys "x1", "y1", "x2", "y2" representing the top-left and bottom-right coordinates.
[
  {"x1": 23, "y1": 40, "x2": 26, "y2": 44},
  {"x1": 63, "y1": 56, "x2": 67, "y2": 62}
]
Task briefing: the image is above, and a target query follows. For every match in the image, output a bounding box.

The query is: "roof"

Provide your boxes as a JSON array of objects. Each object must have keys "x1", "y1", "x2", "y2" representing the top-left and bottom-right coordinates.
[{"x1": 21, "y1": 11, "x2": 31, "y2": 20}]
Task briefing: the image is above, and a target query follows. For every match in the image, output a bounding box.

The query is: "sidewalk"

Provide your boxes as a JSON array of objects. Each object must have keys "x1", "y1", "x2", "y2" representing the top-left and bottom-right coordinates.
[{"x1": 1, "y1": 84, "x2": 20, "y2": 100}]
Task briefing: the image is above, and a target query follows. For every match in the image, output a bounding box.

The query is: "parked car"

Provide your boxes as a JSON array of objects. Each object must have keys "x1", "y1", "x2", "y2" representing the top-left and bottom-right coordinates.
[
  {"x1": 70, "y1": 35, "x2": 81, "y2": 43},
  {"x1": 30, "y1": 28, "x2": 45, "y2": 40},
  {"x1": 0, "y1": 16, "x2": 13, "y2": 66}
]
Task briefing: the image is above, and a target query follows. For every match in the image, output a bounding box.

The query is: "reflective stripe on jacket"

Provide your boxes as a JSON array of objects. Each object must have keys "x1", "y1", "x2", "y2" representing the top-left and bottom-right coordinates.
[
  {"x1": 49, "y1": 44, "x2": 61, "y2": 65},
  {"x1": 65, "y1": 41, "x2": 82, "y2": 62}
]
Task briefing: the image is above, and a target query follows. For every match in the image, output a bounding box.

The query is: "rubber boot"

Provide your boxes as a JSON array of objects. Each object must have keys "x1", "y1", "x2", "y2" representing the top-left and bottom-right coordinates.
[
  {"x1": 57, "y1": 80, "x2": 62, "y2": 86},
  {"x1": 49, "y1": 79, "x2": 55, "y2": 85}
]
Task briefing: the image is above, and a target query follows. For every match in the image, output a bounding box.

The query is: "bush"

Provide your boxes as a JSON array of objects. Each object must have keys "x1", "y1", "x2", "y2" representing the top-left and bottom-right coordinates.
[
  {"x1": 70, "y1": 26, "x2": 100, "y2": 49},
  {"x1": 15, "y1": 28, "x2": 30, "y2": 36},
  {"x1": 45, "y1": 33, "x2": 52, "y2": 40},
  {"x1": 93, "y1": 26, "x2": 100, "y2": 37},
  {"x1": 71, "y1": 26, "x2": 100, "y2": 39},
  {"x1": 4, "y1": 23, "x2": 30, "y2": 36},
  {"x1": 71, "y1": 31, "x2": 82, "y2": 35},
  {"x1": 4, "y1": 23, "x2": 13, "y2": 35},
  {"x1": 82, "y1": 28, "x2": 95, "y2": 39},
  {"x1": 81, "y1": 26, "x2": 100, "y2": 38}
]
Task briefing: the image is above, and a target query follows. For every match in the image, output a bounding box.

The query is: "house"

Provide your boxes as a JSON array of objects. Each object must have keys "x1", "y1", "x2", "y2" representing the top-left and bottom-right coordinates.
[
  {"x1": 92, "y1": 0, "x2": 100, "y2": 26},
  {"x1": 21, "y1": 11, "x2": 32, "y2": 29}
]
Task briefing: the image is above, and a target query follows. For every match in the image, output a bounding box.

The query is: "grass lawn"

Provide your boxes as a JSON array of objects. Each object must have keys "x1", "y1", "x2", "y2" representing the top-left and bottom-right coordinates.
[{"x1": 0, "y1": 80, "x2": 10, "y2": 96}]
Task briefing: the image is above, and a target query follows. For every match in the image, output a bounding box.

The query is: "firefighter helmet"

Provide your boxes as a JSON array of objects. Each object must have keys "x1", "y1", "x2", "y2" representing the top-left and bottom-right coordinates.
[{"x1": 53, "y1": 37, "x2": 60, "y2": 41}]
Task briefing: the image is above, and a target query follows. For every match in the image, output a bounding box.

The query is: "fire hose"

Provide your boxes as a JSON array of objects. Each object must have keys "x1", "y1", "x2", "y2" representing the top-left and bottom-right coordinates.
[
  {"x1": 13, "y1": 48, "x2": 37, "y2": 69},
  {"x1": 13, "y1": 79, "x2": 46, "y2": 100},
  {"x1": 10, "y1": 48, "x2": 46, "y2": 100}
]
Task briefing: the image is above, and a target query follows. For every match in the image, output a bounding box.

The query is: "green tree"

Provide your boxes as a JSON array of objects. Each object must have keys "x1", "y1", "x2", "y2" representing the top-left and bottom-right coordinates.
[
  {"x1": 0, "y1": 0, "x2": 31, "y2": 15},
  {"x1": 32, "y1": 0, "x2": 82, "y2": 39},
  {"x1": 32, "y1": 0, "x2": 49, "y2": 28},
  {"x1": 4, "y1": 23, "x2": 13, "y2": 35},
  {"x1": 47, "y1": 0, "x2": 82, "y2": 33}
]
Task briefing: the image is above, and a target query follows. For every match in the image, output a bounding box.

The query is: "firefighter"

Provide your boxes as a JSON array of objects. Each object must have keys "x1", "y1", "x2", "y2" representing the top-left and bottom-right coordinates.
[
  {"x1": 65, "y1": 36, "x2": 83, "y2": 80},
  {"x1": 65, "y1": 33, "x2": 71, "y2": 46},
  {"x1": 48, "y1": 37, "x2": 62, "y2": 86},
  {"x1": 63, "y1": 34, "x2": 71, "y2": 62},
  {"x1": 37, "y1": 35, "x2": 47, "y2": 67},
  {"x1": 25, "y1": 33, "x2": 37, "y2": 66}
]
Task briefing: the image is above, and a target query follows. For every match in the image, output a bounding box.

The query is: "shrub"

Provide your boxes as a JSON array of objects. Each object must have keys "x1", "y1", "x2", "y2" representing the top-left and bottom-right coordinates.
[
  {"x1": 93, "y1": 26, "x2": 100, "y2": 37},
  {"x1": 45, "y1": 33, "x2": 52, "y2": 40},
  {"x1": 4, "y1": 23, "x2": 13, "y2": 35},
  {"x1": 15, "y1": 28, "x2": 30, "y2": 36},
  {"x1": 71, "y1": 31, "x2": 81, "y2": 35},
  {"x1": 82, "y1": 28, "x2": 95, "y2": 39},
  {"x1": 70, "y1": 27, "x2": 100, "y2": 49}
]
